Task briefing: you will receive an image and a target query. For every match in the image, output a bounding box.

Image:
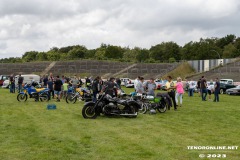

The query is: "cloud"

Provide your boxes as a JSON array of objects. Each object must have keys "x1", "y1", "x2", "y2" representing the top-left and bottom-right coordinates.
[{"x1": 0, "y1": 0, "x2": 240, "y2": 58}]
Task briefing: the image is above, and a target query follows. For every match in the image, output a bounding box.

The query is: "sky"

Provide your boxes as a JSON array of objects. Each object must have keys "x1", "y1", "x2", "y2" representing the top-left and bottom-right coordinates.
[{"x1": 0, "y1": 0, "x2": 240, "y2": 59}]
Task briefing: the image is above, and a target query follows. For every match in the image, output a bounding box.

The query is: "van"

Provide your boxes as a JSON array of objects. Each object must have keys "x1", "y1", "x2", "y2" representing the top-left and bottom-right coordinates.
[{"x1": 2, "y1": 74, "x2": 41, "y2": 88}]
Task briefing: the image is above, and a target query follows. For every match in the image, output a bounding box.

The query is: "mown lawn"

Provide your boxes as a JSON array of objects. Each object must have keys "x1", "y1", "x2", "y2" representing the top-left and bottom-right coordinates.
[{"x1": 0, "y1": 87, "x2": 239, "y2": 160}]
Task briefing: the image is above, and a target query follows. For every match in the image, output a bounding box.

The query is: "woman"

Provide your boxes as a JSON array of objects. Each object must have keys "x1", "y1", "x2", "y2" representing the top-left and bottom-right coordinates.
[{"x1": 175, "y1": 77, "x2": 184, "y2": 107}]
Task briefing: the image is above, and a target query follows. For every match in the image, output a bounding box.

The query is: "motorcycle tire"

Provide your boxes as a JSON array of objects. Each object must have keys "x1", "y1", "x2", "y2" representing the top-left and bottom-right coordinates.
[
  {"x1": 157, "y1": 102, "x2": 167, "y2": 113},
  {"x1": 40, "y1": 93, "x2": 50, "y2": 102},
  {"x1": 66, "y1": 94, "x2": 77, "y2": 104},
  {"x1": 17, "y1": 94, "x2": 27, "y2": 102},
  {"x1": 125, "y1": 105, "x2": 138, "y2": 118},
  {"x1": 82, "y1": 105, "x2": 98, "y2": 119}
]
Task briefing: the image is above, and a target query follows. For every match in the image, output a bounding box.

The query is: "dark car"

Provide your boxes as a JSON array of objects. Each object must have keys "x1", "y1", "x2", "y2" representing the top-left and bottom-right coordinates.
[{"x1": 226, "y1": 85, "x2": 240, "y2": 95}]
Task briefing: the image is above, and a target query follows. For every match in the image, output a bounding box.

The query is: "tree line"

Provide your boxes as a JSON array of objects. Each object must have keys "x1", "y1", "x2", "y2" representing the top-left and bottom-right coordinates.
[{"x1": 1, "y1": 34, "x2": 240, "y2": 63}]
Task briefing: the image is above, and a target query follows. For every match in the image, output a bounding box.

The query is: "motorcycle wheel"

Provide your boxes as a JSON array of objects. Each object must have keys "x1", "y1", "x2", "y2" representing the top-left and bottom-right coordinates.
[
  {"x1": 82, "y1": 104, "x2": 98, "y2": 119},
  {"x1": 66, "y1": 94, "x2": 77, "y2": 104},
  {"x1": 17, "y1": 94, "x2": 27, "y2": 102},
  {"x1": 40, "y1": 93, "x2": 50, "y2": 102},
  {"x1": 125, "y1": 105, "x2": 138, "y2": 118},
  {"x1": 157, "y1": 102, "x2": 167, "y2": 113}
]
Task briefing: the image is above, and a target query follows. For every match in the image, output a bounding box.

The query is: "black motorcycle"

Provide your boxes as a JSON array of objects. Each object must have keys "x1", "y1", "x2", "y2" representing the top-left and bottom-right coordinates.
[{"x1": 82, "y1": 91, "x2": 141, "y2": 119}]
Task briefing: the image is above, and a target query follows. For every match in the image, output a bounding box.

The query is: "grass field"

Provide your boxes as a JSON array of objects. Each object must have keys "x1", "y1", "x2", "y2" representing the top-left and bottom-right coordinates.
[{"x1": 0, "y1": 87, "x2": 239, "y2": 160}]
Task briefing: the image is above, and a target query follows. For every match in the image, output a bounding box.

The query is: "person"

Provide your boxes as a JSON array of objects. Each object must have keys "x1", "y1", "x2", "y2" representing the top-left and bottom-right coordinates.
[
  {"x1": 9, "y1": 74, "x2": 15, "y2": 93},
  {"x1": 144, "y1": 78, "x2": 156, "y2": 96},
  {"x1": 18, "y1": 74, "x2": 24, "y2": 93},
  {"x1": 54, "y1": 75, "x2": 63, "y2": 102},
  {"x1": 78, "y1": 77, "x2": 83, "y2": 88},
  {"x1": 43, "y1": 74, "x2": 48, "y2": 88},
  {"x1": 188, "y1": 79, "x2": 195, "y2": 97},
  {"x1": 116, "y1": 78, "x2": 121, "y2": 89},
  {"x1": 85, "y1": 77, "x2": 91, "y2": 90},
  {"x1": 207, "y1": 80, "x2": 214, "y2": 101},
  {"x1": 200, "y1": 76, "x2": 208, "y2": 101},
  {"x1": 49, "y1": 72, "x2": 54, "y2": 82},
  {"x1": 70, "y1": 75, "x2": 79, "y2": 92},
  {"x1": 213, "y1": 78, "x2": 220, "y2": 102},
  {"x1": 92, "y1": 76, "x2": 101, "y2": 102},
  {"x1": 61, "y1": 75, "x2": 66, "y2": 84},
  {"x1": 135, "y1": 77, "x2": 144, "y2": 94},
  {"x1": 197, "y1": 78, "x2": 201, "y2": 96},
  {"x1": 103, "y1": 77, "x2": 117, "y2": 97},
  {"x1": 47, "y1": 78, "x2": 54, "y2": 99},
  {"x1": 62, "y1": 79, "x2": 69, "y2": 99},
  {"x1": 134, "y1": 76, "x2": 140, "y2": 92},
  {"x1": 175, "y1": 77, "x2": 184, "y2": 107},
  {"x1": 165, "y1": 76, "x2": 177, "y2": 110}
]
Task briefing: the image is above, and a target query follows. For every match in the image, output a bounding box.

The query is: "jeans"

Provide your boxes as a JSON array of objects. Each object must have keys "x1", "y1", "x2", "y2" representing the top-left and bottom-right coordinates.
[
  {"x1": 93, "y1": 91, "x2": 98, "y2": 102},
  {"x1": 188, "y1": 88, "x2": 194, "y2": 96},
  {"x1": 201, "y1": 88, "x2": 208, "y2": 101},
  {"x1": 214, "y1": 89, "x2": 219, "y2": 102},
  {"x1": 10, "y1": 83, "x2": 15, "y2": 93},
  {"x1": 168, "y1": 91, "x2": 177, "y2": 109},
  {"x1": 175, "y1": 92, "x2": 183, "y2": 105},
  {"x1": 18, "y1": 83, "x2": 22, "y2": 93}
]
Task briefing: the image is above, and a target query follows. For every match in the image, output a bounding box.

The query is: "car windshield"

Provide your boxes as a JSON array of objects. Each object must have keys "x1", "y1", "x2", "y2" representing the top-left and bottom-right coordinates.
[{"x1": 220, "y1": 80, "x2": 228, "y2": 84}]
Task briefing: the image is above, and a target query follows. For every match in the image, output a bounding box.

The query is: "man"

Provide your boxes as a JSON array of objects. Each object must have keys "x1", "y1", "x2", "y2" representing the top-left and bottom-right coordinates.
[
  {"x1": 200, "y1": 76, "x2": 208, "y2": 101},
  {"x1": 85, "y1": 77, "x2": 91, "y2": 90},
  {"x1": 213, "y1": 78, "x2": 220, "y2": 102},
  {"x1": 70, "y1": 75, "x2": 80, "y2": 92},
  {"x1": 54, "y1": 75, "x2": 63, "y2": 102},
  {"x1": 134, "y1": 76, "x2": 140, "y2": 92},
  {"x1": 18, "y1": 74, "x2": 24, "y2": 93},
  {"x1": 197, "y1": 78, "x2": 201, "y2": 96},
  {"x1": 9, "y1": 74, "x2": 15, "y2": 93},
  {"x1": 116, "y1": 78, "x2": 121, "y2": 89},
  {"x1": 144, "y1": 78, "x2": 156, "y2": 96},
  {"x1": 207, "y1": 80, "x2": 214, "y2": 101},
  {"x1": 103, "y1": 77, "x2": 117, "y2": 97},
  {"x1": 92, "y1": 76, "x2": 101, "y2": 102},
  {"x1": 188, "y1": 79, "x2": 195, "y2": 97},
  {"x1": 165, "y1": 76, "x2": 177, "y2": 110},
  {"x1": 135, "y1": 77, "x2": 144, "y2": 94}
]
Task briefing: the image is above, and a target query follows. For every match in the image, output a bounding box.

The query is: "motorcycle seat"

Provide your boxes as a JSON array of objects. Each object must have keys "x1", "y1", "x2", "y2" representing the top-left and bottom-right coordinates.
[
  {"x1": 36, "y1": 88, "x2": 46, "y2": 92},
  {"x1": 117, "y1": 100, "x2": 126, "y2": 105}
]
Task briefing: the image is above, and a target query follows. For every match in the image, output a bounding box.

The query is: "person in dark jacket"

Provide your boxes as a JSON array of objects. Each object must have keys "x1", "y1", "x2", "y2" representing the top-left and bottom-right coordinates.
[
  {"x1": 103, "y1": 77, "x2": 117, "y2": 97},
  {"x1": 18, "y1": 74, "x2": 24, "y2": 93},
  {"x1": 92, "y1": 76, "x2": 100, "y2": 102},
  {"x1": 213, "y1": 78, "x2": 220, "y2": 102}
]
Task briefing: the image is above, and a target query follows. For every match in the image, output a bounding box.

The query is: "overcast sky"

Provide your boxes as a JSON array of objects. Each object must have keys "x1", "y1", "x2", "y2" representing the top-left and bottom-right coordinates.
[{"x1": 0, "y1": 0, "x2": 240, "y2": 58}]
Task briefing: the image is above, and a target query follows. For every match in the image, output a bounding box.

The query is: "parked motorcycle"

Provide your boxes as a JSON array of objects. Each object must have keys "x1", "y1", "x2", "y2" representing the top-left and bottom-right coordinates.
[
  {"x1": 130, "y1": 93, "x2": 167, "y2": 114},
  {"x1": 66, "y1": 87, "x2": 92, "y2": 103},
  {"x1": 82, "y1": 90, "x2": 141, "y2": 119},
  {"x1": 17, "y1": 83, "x2": 50, "y2": 102}
]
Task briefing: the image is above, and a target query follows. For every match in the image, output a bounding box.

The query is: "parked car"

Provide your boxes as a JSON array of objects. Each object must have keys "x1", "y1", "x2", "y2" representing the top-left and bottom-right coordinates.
[
  {"x1": 0, "y1": 75, "x2": 9, "y2": 86},
  {"x1": 226, "y1": 85, "x2": 240, "y2": 95},
  {"x1": 155, "y1": 80, "x2": 167, "y2": 90},
  {"x1": 120, "y1": 78, "x2": 130, "y2": 86},
  {"x1": 219, "y1": 79, "x2": 236, "y2": 94},
  {"x1": 125, "y1": 79, "x2": 134, "y2": 88}
]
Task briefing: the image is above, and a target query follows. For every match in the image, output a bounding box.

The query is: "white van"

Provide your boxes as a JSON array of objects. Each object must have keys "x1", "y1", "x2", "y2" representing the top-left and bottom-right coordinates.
[{"x1": 2, "y1": 74, "x2": 41, "y2": 88}]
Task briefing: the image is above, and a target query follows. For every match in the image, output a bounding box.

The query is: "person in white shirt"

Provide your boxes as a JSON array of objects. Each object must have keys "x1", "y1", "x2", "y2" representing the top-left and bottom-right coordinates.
[
  {"x1": 207, "y1": 80, "x2": 215, "y2": 101},
  {"x1": 134, "y1": 76, "x2": 140, "y2": 91},
  {"x1": 188, "y1": 79, "x2": 195, "y2": 97}
]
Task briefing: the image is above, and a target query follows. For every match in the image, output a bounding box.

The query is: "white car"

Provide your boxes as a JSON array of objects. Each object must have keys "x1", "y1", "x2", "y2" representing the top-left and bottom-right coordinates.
[
  {"x1": 120, "y1": 78, "x2": 130, "y2": 86},
  {"x1": 2, "y1": 79, "x2": 10, "y2": 88},
  {"x1": 125, "y1": 79, "x2": 134, "y2": 88}
]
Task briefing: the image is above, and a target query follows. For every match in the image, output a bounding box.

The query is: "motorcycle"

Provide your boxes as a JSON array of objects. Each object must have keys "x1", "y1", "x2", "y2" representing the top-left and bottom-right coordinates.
[
  {"x1": 130, "y1": 92, "x2": 168, "y2": 114},
  {"x1": 17, "y1": 83, "x2": 50, "y2": 102},
  {"x1": 82, "y1": 90, "x2": 141, "y2": 119},
  {"x1": 66, "y1": 87, "x2": 92, "y2": 103}
]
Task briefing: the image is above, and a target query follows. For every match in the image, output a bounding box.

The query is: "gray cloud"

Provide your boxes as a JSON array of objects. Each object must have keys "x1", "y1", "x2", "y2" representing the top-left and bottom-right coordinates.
[{"x1": 1, "y1": 0, "x2": 240, "y2": 58}]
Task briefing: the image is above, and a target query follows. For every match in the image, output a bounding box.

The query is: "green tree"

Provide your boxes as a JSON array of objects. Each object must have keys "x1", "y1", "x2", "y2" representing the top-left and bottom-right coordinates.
[
  {"x1": 36, "y1": 52, "x2": 48, "y2": 61},
  {"x1": 22, "y1": 51, "x2": 38, "y2": 62},
  {"x1": 136, "y1": 48, "x2": 149, "y2": 62},
  {"x1": 104, "y1": 45, "x2": 123, "y2": 59}
]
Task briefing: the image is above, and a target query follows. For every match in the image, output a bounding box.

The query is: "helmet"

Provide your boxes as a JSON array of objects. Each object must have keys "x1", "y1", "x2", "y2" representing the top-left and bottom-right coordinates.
[{"x1": 149, "y1": 109, "x2": 156, "y2": 114}]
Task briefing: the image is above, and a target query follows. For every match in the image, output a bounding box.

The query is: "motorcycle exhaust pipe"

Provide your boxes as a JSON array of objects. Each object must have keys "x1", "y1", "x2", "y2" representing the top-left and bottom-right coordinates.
[{"x1": 119, "y1": 112, "x2": 138, "y2": 116}]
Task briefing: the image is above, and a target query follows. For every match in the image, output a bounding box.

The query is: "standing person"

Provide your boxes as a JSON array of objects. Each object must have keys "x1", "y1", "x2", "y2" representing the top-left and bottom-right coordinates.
[
  {"x1": 54, "y1": 75, "x2": 63, "y2": 102},
  {"x1": 47, "y1": 78, "x2": 54, "y2": 99},
  {"x1": 135, "y1": 77, "x2": 145, "y2": 94},
  {"x1": 175, "y1": 77, "x2": 184, "y2": 107},
  {"x1": 213, "y1": 78, "x2": 220, "y2": 102},
  {"x1": 9, "y1": 74, "x2": 15, "y2": 93},
  {"x1": 200, "y1": 76, "x2": 208, "y2": 101},
  {"x1": 70, "y1": 75, "x2": 79, "y2": 92},
  {"x1": 144, "y1": 78, "x2": 156, "y2": 96},
  {"x1": 188, "y1": 79, "x2": 195, "y2": 97},
  {"x1": 207, "y1": 80, "x2": 214, "y2": 101},
  {"x1": 78, "y1": 77, "x2": 83, "y2": 88},
  {"x1": 49, "y1": 72, "x2": 54, "y2": 82},
  {"x1": 134, "y1": 76, "x2": 140, "y2": 92},
  {"x1": 18, "y1": 74, "x2": 24, "y2": 93},
  {"x1": 92, "y1": 76, "x2": 100, "y2": 102},
  {"x1": 62, "y1": 80, "x2": 69, "y2": 99},
  {"x1": 166, "y1": 76, "x2": 177, "y2": 111},
  {"x1": 197, "y1": 78, "x2": 201, "y2": 97},
  {"x1": 85, "y1": 77, "x2": 91, "y2": 90},
  {"x1": 43, "y1": 74, "x2": 48, "y2": 88},
  {"x1": 116, "y1": 78, "x2": 121, "y2": 89}
]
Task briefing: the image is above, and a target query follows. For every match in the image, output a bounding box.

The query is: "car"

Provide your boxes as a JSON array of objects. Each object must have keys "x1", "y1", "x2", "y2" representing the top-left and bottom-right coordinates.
[
  {"x1": 125, "y1": 79, "x2": 134, "y2": 88},
  {"x1": 0, "y1": 75, "x2": 9, "y2": 86},
  {"x1": 226, "y1": 85, "x2": 240, "y2": 95},
  {"x1": 120, "y1": 78, "x2": 130, "y2": 86},
  {"x1": 155, "y1": 80, "x2": 167, "y2": 90}
]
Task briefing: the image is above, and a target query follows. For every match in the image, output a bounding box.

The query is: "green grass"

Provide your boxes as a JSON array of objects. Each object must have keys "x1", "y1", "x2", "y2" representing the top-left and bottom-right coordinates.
[{"x1": 0, "y1": 87, "x2": 240, "y2": 160}]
